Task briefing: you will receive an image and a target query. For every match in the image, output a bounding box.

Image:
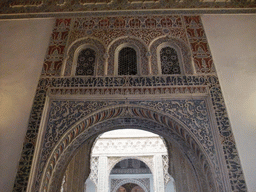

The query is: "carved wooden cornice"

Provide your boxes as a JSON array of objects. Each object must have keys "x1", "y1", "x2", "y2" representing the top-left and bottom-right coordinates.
[{"x1": 0, "y1": 0, "x2": 256, "y2": 19}]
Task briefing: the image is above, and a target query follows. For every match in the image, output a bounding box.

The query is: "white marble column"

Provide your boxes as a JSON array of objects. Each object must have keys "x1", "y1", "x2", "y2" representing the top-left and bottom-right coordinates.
[
  {"x1": 153, "y1": 155, "x2": 165, "y2": 192},
  {"x1": 97, "y1": 156, "x2": 108, "y2": 192}
]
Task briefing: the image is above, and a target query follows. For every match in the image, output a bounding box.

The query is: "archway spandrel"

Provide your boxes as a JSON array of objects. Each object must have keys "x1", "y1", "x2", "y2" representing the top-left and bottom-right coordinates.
[{"x1": 41, "y1": 100, "x2": 214, "y2": 165}]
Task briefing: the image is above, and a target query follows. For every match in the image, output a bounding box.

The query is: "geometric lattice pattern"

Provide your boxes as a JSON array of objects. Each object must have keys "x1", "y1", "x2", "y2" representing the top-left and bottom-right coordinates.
[
  {"x1": 162, "y1": 155, "x2": 171, "y2": 186},
  {"x1": 160, "y1": 47, "x2": 180, "y2": 74},
  {"x1": 76, "y1": 48, "x2": 95, "y2": 76},
  {"x1": 118, "y1": 47, "x2": 137, "y2": 75},
  {"x1": 89, "y1": 156, "x2": 99, "y2": 185}
]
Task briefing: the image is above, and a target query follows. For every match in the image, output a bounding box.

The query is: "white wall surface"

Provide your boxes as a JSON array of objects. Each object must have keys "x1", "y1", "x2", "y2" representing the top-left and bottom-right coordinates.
[
  {"x1": 202, "y1": 15, "x2": 256, "y2": 192},
  {"x1": 0, "y1": 18, "x2": 54, "y2": 192}
]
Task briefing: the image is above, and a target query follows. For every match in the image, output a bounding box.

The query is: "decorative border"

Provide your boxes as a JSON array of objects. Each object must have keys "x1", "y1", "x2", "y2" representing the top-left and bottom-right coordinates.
[
  {"x1": 1, "y1": 0, "x2": 256, "y2": 17},
  {"x1": 13, "y1": 76, "x2": 246, "y2": 192},
  {"x1": 183, "y1": 16, "x2": 216, "y2": 73},
  {"x1": 49, "y1": 86, "x2": 208, "y2": 96},
  {"x1": 42, "y1": 18, "x2": 71, "y2": 76}
]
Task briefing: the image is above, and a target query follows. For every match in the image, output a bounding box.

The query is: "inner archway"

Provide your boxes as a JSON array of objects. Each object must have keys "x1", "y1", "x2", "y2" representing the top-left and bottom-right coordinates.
[
  {"x1": 62, "y1": 129, "x2": 174, "y2": 192},
  {"x1": 94, "y1": 129, "x2": 171, "y2": 192}
]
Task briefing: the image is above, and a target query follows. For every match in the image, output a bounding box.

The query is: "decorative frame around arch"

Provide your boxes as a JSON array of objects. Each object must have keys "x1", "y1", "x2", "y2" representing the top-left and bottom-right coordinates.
[
  {"x1": 62, "y1": 38, "x2": 106, "y2": 76},
  {"x1": 37, "y1": 105, "x2": 219, "y2": 192},
  {"x1": 149, "y1": 36, "x2": 194, "y2": 75},
  {"x1": 107, "y1": 37, "x2": 149, "y2": 75}
]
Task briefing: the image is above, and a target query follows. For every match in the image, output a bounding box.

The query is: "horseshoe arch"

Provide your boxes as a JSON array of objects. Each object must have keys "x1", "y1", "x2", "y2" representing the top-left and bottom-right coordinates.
[{"x1": 40, "y1": 105, "x2": 219, "y2": 192}]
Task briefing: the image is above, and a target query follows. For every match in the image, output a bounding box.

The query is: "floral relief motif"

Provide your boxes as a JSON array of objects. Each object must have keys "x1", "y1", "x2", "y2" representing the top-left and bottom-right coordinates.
[
  {"x1": 183, "y1": 16, "x2": 216, "y2": 73},
  {"x1": 67, "y1": 15, "x2": 184, "y2": 47}
]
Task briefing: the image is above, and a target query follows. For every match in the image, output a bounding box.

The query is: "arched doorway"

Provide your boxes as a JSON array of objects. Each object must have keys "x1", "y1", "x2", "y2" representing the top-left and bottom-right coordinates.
[{"x1": 40, "y1": 106, "x2": 217, "y2": 192}]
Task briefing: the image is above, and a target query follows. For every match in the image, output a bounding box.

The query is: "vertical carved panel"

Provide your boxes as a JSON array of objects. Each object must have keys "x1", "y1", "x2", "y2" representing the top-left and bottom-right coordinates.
[
  {"x1": 183, "y1": 16, "x2": 216, "y2": 74},
  {"x1": 42, "y1": 18, "x2": 71, "y2": 76}
]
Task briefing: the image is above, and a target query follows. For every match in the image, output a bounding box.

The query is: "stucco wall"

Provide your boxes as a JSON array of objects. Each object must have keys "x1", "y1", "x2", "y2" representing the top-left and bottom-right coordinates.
[
  {"x1": 0, "y1": 18, "x2": 54, "y2": 191},
  {"x1": 202, "y1": 15, "x2": 256, "y2": 192}
]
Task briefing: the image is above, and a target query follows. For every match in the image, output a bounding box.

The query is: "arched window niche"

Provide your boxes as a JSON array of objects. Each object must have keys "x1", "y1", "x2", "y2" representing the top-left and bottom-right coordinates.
[
  {"x1": 115, "y1": 44, "x2": 140, "y2": 76},
  {"x1": 72, "y1": 44, "x2": 98, "y2": 76},
  {"x1": 157, "y1": 43, "x2": 184, "y2": 75}
]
